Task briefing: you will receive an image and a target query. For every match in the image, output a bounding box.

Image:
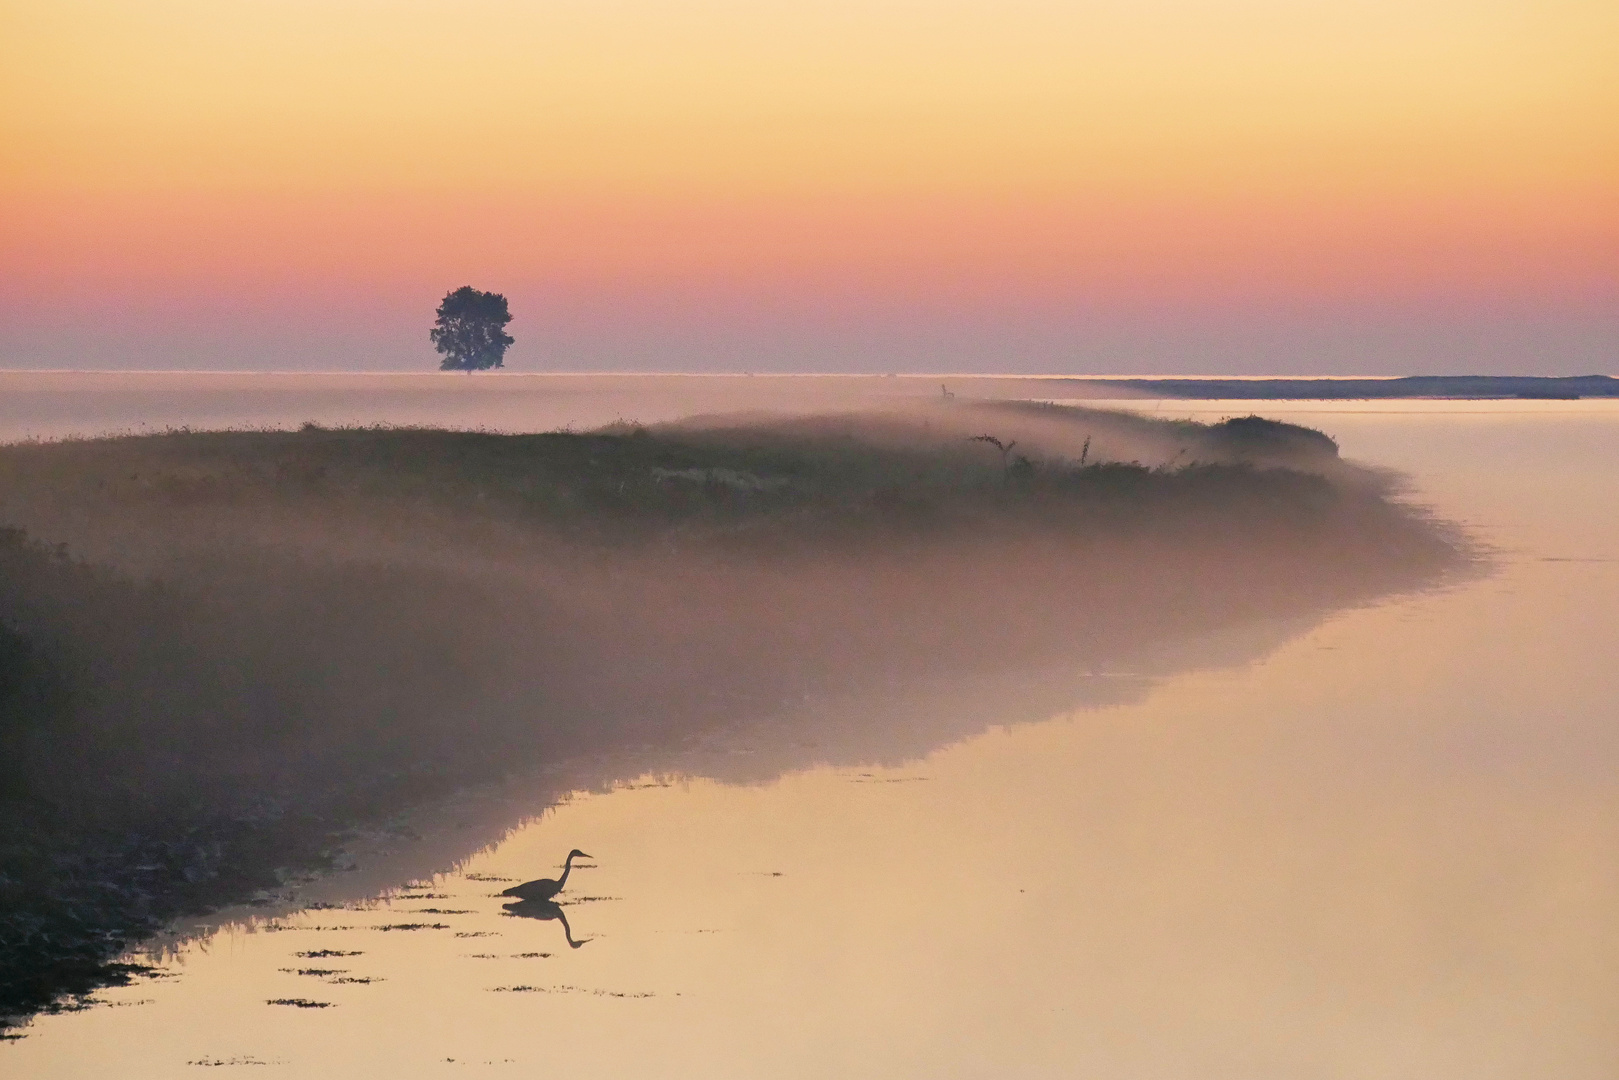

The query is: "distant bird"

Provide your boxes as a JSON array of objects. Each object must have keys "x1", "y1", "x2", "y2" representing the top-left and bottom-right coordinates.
[{"x1": 500, "y1": 849, "x2": 591, "y2": 903}]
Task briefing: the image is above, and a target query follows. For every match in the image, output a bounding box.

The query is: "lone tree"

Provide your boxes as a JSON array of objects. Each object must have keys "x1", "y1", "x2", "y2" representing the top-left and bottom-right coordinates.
[{"x1": 430, "y1": 286, "x2": 514, "y2": 371}]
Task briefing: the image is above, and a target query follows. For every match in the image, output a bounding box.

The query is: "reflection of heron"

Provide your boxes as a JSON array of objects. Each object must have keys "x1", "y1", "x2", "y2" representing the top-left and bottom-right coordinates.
[
  {"x1": 503, "y1": 899, "x2": 589, "y2": 949},
  {"x1": 501, "y1": 849, "x2": 591, "y2": 903}
]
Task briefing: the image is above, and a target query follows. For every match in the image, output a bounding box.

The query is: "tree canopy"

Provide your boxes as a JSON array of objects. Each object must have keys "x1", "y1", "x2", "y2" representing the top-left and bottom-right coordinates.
[{"x1": 430, "y1": 286, "x2": 514, "y2": 371}]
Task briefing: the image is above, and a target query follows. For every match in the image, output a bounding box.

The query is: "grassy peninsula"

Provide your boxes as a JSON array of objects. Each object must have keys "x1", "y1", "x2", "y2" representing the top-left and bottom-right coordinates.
[{"x1": 0, "y1": 402, "x2": 1463, "y2": 1027}]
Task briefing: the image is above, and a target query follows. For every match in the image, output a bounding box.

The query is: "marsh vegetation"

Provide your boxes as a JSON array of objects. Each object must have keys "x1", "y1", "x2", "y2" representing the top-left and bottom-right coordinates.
[{"x1": 0, "y1": 401, "x2": 1462, "y2": 1025}]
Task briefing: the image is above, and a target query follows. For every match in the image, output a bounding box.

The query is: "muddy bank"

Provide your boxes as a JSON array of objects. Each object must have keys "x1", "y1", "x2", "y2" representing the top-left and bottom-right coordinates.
[{"x1": 0, "y1": 402, "x2": 1466, "y2": 1025}]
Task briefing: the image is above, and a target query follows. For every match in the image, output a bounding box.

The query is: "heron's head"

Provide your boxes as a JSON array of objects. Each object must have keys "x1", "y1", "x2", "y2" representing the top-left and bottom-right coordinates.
[{"x1": 569, "y1": 849, "x2": 592, "y2": 860}]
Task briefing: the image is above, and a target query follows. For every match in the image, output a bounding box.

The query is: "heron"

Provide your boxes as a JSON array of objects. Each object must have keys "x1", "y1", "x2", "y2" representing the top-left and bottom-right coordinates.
[{"x1": 499, "y1": 849, "x2": 592, "y2": 903}]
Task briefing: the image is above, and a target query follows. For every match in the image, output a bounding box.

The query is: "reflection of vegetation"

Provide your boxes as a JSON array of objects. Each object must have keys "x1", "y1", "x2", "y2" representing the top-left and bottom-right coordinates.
[{"x1": 0, "y1": 407, "x2": 1463, "y2": 1028}]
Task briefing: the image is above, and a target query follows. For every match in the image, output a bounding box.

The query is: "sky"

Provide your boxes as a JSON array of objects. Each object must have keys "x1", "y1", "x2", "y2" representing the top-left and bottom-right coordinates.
[{"x1": 2, "y1": 0, "x2": 1615, "y2": 374}]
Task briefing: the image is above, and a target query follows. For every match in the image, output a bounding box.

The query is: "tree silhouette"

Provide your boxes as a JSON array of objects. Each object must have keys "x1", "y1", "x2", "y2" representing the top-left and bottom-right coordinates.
[{"x1": 430, "y1": 287, "x2": 514, "y2": 371}]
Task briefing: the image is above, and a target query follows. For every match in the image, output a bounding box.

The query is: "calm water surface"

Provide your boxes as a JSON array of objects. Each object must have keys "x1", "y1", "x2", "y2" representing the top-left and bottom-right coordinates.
[{"x1": 5, "y1": 396, "x2": 1617, "y2": 1078}]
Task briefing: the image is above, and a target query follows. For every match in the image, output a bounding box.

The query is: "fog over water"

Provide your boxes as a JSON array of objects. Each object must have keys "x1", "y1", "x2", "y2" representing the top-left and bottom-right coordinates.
[
  {"x1": 3, "y1": 380, "x2": 1615, "y2": 1077},
  {"x1": 0, "y1": 372, "x2": 1134, "y2": 444}
]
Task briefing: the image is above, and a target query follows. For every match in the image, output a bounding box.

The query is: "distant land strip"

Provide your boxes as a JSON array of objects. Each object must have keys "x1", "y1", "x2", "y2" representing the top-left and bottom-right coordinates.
[{"x1": 1076, "y1": 375, "x2": 1619, "y2": 400}]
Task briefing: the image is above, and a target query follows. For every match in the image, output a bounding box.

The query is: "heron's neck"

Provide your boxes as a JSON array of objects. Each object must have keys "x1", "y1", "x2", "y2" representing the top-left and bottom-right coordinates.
[
  {"x1": 558, "y1": 908, "x2": 583, "y2": 949},
  {"x1": 557, "y1": 854, "x2": 575, "y2": 889}
]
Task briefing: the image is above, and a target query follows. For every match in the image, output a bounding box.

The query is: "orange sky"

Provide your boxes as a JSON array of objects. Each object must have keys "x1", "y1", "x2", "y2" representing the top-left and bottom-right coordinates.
[{"x1": 2, "y1": 0, "x2": 1615, "y2": 371}]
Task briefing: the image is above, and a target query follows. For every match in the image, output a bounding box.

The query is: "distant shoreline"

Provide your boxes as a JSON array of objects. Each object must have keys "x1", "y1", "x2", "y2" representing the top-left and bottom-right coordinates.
[{"x1": 1073, "y1": 375, "x2": 1618, "y2": 400}]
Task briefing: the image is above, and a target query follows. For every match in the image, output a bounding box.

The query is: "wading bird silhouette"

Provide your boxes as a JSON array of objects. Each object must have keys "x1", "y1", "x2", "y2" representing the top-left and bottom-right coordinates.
[
  {"x1": 500, "y1": 849, "x2": 592, "y2": 903},
  {"x1": 502, "y1": 899, "x2": 590, "y2": 948}
]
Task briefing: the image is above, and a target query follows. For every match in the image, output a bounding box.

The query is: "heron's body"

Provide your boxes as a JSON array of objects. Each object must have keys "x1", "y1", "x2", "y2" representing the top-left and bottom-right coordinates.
[{"x1": 500, "y1": 849, "x2": 590, "y2": 903}]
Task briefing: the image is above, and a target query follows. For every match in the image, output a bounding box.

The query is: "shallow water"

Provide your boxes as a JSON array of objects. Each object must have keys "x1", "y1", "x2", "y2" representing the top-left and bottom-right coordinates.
[{"x1": 5, "y1": 392, "x2": 1618, "y2": 1077}]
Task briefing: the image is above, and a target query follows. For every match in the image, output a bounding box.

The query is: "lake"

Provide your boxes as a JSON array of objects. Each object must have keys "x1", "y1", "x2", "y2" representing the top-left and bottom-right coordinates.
[{"x1": 3, "y1": 380, "x2": 1615, "y2": 1077}]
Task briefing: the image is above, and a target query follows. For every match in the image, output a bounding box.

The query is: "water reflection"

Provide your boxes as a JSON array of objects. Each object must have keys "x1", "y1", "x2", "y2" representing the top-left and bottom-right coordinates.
[
  {"x1": 502, "y1": 900, "x2": 591, "y2": 949},
  {"x1": 105, "y1": 605, "x2": 1404, "y2": 968},
  {"x1": 127, "y1": 606, "x2": 1357, "y2": 954}
]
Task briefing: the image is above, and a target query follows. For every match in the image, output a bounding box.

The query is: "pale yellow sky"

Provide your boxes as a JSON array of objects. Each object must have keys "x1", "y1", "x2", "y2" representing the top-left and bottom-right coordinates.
[{"x1": 7, "y1": 0, "x2": 1614, "y2": 196}]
